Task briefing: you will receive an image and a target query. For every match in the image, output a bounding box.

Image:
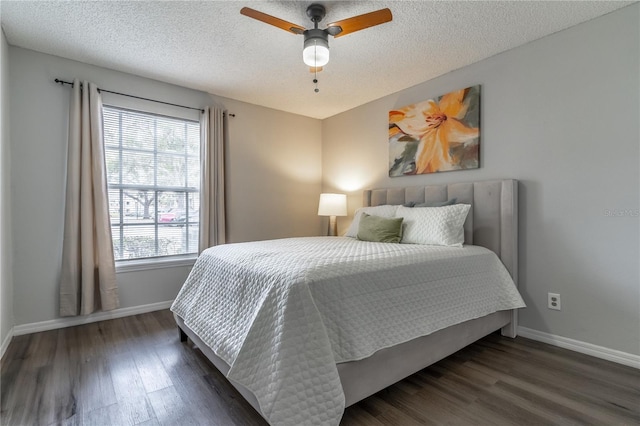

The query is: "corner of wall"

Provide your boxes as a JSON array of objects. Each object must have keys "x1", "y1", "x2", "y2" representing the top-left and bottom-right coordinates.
[{"x1": 0, "y1": 27, "x2": 15, "y2": 355}]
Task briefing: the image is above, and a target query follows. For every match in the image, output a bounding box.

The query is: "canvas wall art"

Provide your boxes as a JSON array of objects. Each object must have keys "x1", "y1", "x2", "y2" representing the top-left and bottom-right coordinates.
[{"x1": 389, "y1": 85, "x2": 480, "y2": 176}]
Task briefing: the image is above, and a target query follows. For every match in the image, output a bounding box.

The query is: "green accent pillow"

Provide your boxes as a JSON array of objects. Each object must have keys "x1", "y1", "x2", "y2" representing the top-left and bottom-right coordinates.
[{"x1": 357, "y1": 213, "x2": 404, "y2": 243}]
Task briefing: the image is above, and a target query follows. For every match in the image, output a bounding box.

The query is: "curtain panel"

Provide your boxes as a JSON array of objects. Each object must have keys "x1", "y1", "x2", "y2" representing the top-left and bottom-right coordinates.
[
  {"x1": 199, "y1": 107, "x2": 226, "y2": 252},
  {"x1": 60, "y1": 79, "x2": 120, "y2": 316}
]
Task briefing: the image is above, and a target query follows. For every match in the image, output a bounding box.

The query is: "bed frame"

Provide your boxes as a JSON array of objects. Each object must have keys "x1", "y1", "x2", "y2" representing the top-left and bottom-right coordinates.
[{"x1": 175, "y1": 178, "x2": 519, "y2": 417}]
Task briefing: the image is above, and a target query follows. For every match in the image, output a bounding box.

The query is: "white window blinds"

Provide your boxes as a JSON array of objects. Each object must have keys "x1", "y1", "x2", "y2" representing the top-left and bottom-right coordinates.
[{"x1": 103, "y1": 106, "x2": 200, "y2": 261}]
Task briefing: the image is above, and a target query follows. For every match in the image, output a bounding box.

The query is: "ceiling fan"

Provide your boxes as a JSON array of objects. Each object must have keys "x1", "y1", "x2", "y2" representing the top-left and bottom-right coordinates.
[{"x1": 240, "y1": 3, "x2": 392, "y2": 90}]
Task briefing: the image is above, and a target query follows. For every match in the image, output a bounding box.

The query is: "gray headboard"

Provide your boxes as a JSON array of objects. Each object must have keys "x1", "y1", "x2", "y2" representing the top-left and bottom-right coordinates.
[{"x1": 363, "y1": 179, "x2": 518, "y2": 284}]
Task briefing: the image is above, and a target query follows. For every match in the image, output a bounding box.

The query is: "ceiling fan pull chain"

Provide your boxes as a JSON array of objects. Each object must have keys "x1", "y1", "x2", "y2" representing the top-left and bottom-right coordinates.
[
  {"x1": 313, "y1": 43, "x2": 320, "y2": 93},
  {"x1": 313, "y1": 65, "x2": 319, "y2": 93}
]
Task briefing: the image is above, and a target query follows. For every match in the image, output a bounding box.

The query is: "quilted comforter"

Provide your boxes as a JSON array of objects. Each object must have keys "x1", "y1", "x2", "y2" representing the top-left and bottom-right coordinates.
[{"x1": 171, "y1": 237, "x2": 525, "y2": 426}]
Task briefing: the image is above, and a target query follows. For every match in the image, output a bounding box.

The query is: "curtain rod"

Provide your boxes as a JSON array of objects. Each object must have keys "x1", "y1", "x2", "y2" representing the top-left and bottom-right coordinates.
[{"x1": 54, "y1": 78, "x2": 206, "y2": 113}]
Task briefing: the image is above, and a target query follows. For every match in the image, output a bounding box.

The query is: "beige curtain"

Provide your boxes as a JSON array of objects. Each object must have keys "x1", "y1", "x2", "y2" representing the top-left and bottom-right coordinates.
[
  {"x1": 199, "y1": 107, "x2": 226, "y2": 252},
  {"x1": 60, "y1": 79, "x2": 120, "y2": 316}
]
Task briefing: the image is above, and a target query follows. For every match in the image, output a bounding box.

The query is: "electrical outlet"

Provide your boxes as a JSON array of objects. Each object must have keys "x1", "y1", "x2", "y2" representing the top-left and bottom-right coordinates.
[{"x1": 548, "y1": 293, "x2": 561, "y2": 310}]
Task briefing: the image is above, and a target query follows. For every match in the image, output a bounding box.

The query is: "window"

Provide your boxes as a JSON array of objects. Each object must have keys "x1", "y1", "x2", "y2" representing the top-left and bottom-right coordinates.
[{"x1": 103, "y1": 106, "x2": 200, "y2": 261}]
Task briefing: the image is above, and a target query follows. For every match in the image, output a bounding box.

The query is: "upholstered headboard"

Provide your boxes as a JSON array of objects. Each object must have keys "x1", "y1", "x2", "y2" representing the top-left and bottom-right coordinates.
[{"x1": 363, "y1": 179, "x2": 518, "y2": 284}]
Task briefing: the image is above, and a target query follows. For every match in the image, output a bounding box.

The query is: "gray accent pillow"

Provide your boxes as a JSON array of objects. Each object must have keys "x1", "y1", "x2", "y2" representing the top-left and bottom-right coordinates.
[
  {"x1": 357, "y1": 213, "x2": 404, "y2": 243},
  {"x1": 403, "y1": 198, "x2": 457, "y2": 208}
]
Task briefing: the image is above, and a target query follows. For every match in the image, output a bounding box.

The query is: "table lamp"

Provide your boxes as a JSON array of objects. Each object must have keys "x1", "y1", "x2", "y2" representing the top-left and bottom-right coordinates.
[{"x1": 318, "y1": 193, "x2": 347, "y2": 236}]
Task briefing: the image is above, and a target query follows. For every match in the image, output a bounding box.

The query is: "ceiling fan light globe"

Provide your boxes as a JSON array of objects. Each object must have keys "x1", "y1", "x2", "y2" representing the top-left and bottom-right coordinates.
[{"x1": 303, "y1": 45, "x2": 330, "y2": 67}]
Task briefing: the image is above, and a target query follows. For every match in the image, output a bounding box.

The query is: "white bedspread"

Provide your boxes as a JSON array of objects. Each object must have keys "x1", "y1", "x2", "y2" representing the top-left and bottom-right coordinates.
[{"x1": 171, "y1": 237, "x2": 525, "y2": 426}]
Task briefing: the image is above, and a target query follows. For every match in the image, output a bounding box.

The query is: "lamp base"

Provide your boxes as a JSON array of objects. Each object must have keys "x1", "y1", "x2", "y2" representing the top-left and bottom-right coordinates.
[{"x1": 327, "y1": 215, "x2": 338, "y2": 236}]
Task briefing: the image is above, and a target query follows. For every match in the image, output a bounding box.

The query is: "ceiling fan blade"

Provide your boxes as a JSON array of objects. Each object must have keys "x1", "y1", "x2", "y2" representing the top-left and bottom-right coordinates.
[
  {"x1": 240, "y1": 7, "x2": 305, "y2": 35},
  {"x1": 327, "y1": 8, "x2": 392, "y2": 38},
  {"x1": 309, "y1": 66, "x2": 323, "y2": 73}
]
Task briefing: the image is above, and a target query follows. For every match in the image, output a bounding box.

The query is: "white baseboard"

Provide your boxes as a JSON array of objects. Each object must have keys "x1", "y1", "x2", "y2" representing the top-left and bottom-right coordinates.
[
  {"x1": 13, "y1": 300, "x2": 173, "y2": 337},
  {"x1": 1, "y1": 327, "x2": 14, "y2": 359},
  {"x1": 518, "y1": 326, "x2": 640, "y2": 369}
]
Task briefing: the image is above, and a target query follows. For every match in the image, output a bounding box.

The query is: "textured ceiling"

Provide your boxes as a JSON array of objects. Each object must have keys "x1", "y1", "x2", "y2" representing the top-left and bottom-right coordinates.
[{"x1": 0, "y1": 1, "x2": 633, "y2": 119}]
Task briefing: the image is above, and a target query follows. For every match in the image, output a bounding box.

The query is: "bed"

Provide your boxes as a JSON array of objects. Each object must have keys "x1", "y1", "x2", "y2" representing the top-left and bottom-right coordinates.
[{"x1": 172, "y1": 179, "x2": 525, "y2": 426}]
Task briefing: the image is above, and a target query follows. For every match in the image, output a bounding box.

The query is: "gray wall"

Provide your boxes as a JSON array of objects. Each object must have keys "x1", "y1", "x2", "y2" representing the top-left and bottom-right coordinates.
[
  {"x1": 322, "y1": 5, "x2": 639, "y2": 355},
  {"x1": 218, "y1": 96, "x2": 323, "y2": 244},
  {"x1": 1, "y1": 29, "x2": 14, "y2": 347},
  {"x1": 8, "y1": 47, "x2": 322, "y2": 326}
]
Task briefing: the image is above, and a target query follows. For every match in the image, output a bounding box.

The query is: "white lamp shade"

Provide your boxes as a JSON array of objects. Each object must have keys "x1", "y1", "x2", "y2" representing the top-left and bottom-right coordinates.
[
  {"x1": 303, "y1": 44, "x2": 330, "y2": 67},
  {"x1": 318, "y1": 193, "x2": 347, "y2": 216}
]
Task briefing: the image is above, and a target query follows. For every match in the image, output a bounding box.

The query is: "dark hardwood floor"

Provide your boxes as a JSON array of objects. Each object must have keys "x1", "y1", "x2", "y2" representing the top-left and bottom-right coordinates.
[{"x1": 1, "y1": 310, "x2": 638, "y2": 425}]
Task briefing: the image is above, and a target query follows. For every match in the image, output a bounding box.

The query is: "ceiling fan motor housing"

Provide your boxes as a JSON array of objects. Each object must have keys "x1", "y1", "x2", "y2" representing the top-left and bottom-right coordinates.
[{"x1": 304, "y1": 29, "x2": 329, "y2": 47}]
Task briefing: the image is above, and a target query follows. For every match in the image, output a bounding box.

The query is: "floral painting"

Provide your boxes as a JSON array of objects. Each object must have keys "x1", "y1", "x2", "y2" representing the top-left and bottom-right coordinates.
[{"x1": 388, "y1": 85, "x2": 480, "y2": 176}]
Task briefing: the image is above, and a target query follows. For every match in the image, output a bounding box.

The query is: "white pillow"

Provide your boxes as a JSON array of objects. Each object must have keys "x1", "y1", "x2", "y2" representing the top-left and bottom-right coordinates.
[
  {"x1": 345, "y1": 205, "x2": 399, "y2": 238},
  {"x1": 395, "y1": 204, "x2": 471, "y2": 246}
]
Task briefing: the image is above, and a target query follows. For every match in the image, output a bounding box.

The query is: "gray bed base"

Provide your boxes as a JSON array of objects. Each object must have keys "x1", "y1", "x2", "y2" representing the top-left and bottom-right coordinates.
[{"x1": 175, "y1": 179, "x2": 519, "y2": 419}]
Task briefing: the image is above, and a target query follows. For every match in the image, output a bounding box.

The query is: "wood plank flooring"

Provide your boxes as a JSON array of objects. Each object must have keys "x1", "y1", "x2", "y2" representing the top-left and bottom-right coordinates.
[{"x1": 1, "y1": 310, "x2": 638, "y2": 425}]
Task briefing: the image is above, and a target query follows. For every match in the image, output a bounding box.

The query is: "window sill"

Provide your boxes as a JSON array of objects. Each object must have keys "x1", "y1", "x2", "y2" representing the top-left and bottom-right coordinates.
[{"x1": 115, "y1": 255, "x2": 197, "y2": 273}]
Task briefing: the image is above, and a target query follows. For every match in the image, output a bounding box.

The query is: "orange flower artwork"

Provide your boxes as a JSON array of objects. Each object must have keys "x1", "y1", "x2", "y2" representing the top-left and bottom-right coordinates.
[{"x1": 389, "y1": 86, "x2": 480, "y2": 176}]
